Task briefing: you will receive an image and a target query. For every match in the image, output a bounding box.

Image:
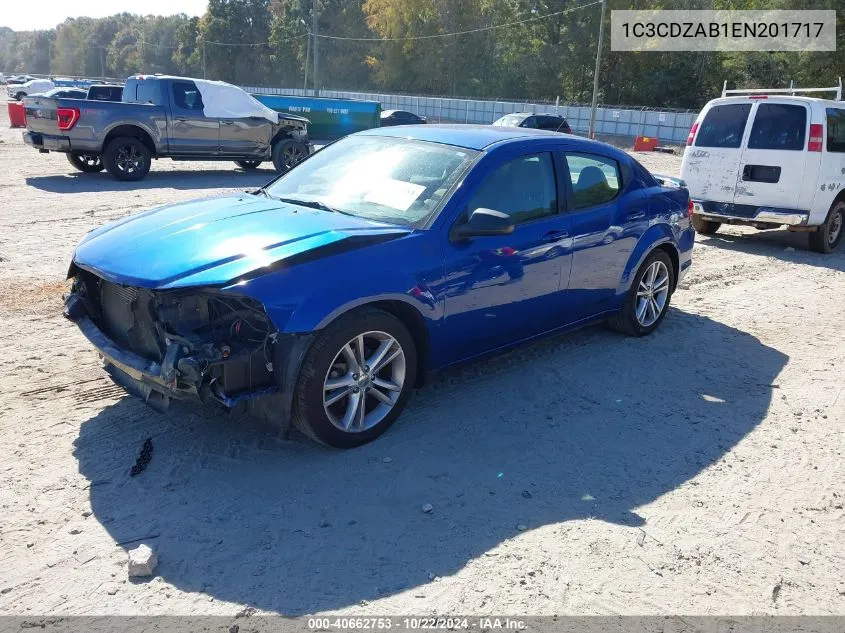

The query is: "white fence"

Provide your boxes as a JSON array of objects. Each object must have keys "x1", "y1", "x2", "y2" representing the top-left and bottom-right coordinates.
[{"x1": 242, "y1": 85, "x2": 697, "y2": 144}]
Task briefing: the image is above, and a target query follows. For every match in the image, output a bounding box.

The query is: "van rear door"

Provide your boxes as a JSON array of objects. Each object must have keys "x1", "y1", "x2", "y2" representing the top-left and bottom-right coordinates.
[
  {"x1": 681, "y1": 101, "x2": 752, "y2": 205},
  {"x1": 734, "y1": 101, "x2": 809, "y2": 211}
]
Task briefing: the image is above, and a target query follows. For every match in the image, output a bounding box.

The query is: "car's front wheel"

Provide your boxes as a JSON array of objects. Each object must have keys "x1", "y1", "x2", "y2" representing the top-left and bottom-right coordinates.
[
  {"x1": 67, "y1": 153, "x2": 104, "y2": 173},
  {"x1": 609, "y1": 249, "x2": 675, "y2": 336},
  {"x1": 293, "y1": 308, "x2": 417, "y2": 448},
  {"x1": 272, "y1": 139, "x2": 308, "y2": 172}
]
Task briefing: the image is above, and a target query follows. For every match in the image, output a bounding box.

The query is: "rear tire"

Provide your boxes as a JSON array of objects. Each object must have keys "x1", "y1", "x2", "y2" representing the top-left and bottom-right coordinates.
[
  {"x1": 809, "y1": 201, "x2": 845, "y2": 254},
  {"x1": 608, "y1": 249, "x2": 675, "y2": 337},
  {"x1": 272, "y1": 139, "x2": 308, "y2": 173},
  {"x1": 103, "y1": 137, "x2": 151, "y2": 182},
  {"x1": 14, "y1": 92, "x2": 24, "y2": 100},
  {"x1": 692, "y1": 215, "x2": 721, "y2": 235},
  {"x1": 67, "y1": 153, "x2": 104, "y2": 173},
  {"x1": 293, "y1": 308, "x2": 417, "y2": 448},
  {"x1": 235, "y1": 160, "x2": 262, "y2": 170}
]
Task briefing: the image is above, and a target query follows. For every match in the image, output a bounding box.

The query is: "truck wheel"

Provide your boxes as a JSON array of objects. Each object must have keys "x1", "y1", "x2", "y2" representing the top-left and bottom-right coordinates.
[
  {"x1": 691, "y1": 215, "x2": 720, "y2": 235},
  {"x1": 235, "y1": 160, "x2": 263, "y2": 170},
  {"x1": 67, "y1": 153, "x2": 104, "y2": 173},
  {"x1": 809, "y1": 201, "x2": 845, "y2": 254},
  {"x1": 272, "y1": 139, "x2": 308, "y2": 173},
  {"x1": 14, "y1": 92, "x2": 25, "y2": 100},
  {"x1": 103, "y1": 137, "x2": 151, "y2": 182}
]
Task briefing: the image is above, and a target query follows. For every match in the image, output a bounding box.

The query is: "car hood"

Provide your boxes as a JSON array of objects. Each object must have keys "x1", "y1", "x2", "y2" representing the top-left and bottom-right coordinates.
[{"x1": 72, "y1": 194, "x2": 410, "y2": 289}]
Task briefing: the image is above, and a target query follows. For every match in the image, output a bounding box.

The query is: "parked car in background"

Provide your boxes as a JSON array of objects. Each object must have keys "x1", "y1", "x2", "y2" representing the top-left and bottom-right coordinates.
[
  {"x1": 6, "y1": 74, "x2": 35, "y2": 86},
  {"x1": 63, "y1": 125, "x2": 693, "y2": 447},
  {"x1": 38, "y1": 87, "x2": 89, "y2": 100},
  {"x1": 22, "y1": 74, "x2": 312, "y2": 181},
  {"x1": 380, "y1": 110, "x2": 427, "y2": 126},
  {"x1": 682, "y1": 84, "x2": 845, "y2": 253},
  {"x1": 86, "y1": 84, "x2": 124, "y2": 102},
  {"x1": 9, "y1": 78, "x2": 54, "y2": 100},
  {"x1": 493, "y1": 112, "x2": 572, "y2": 134}
]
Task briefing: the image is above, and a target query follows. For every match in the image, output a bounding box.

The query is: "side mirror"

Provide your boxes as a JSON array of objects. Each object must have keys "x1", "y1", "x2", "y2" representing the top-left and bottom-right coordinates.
[{"x1": 451, "y1": 208, "x2": 515, "y2": 240}]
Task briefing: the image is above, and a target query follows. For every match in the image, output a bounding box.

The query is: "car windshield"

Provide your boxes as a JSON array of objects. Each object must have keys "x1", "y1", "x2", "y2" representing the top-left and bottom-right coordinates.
[
  {"x1": 493, "y1": 114, "x2": 525, "y2": 127},
  {"x1": 264, "y1": 135, "x2": 478, "y2": 227}
]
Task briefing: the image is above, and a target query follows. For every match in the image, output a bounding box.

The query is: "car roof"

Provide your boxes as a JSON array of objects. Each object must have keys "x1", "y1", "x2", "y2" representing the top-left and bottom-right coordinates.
[{"x1": 358, "y1": 124, "x2": 617, "y2": 153}]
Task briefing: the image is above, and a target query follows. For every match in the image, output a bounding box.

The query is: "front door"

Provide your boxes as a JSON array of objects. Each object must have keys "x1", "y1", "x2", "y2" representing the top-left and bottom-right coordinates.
[
  {"x1": 167, "y1": 80, "x2": 219, "y2": 155},
  {"x1": 440, "y1": 151, "x2": 572, "y2": 361},
  {"x1": 218, "y1": 117, "x2": 271, "y2": 157}
]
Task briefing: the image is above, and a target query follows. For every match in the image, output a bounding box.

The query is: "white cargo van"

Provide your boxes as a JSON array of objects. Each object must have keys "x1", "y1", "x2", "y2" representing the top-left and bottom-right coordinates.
[{"x1": 681, "y1": 81, "x2": 845, "y2": 253}]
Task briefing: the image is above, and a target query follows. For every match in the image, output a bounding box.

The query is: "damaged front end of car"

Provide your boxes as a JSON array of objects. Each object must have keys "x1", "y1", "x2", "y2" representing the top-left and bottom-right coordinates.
[{"x1": 63, "y1": 266, "x2": 309, "y2": 418}]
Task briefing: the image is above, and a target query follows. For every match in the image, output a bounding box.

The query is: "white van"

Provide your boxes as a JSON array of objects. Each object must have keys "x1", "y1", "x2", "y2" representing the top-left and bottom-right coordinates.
[{"x1": 681, "y1": 81, "x2": 845, "y2": 253}]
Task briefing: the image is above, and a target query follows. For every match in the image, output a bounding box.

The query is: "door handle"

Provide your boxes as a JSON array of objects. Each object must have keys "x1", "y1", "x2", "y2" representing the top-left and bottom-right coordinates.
[
  {"x1": 542, "y1": 230, "x2": 569, "y2": 242},
  {"x1": 174, "y1": 117, "x2": 187, "y2": 122},
  {"x1": 221, "y1": 120, "x2": 234, "y2": 125},
  {"x1": 627, "y1": 210, "x2": 646, "y2": 221}
]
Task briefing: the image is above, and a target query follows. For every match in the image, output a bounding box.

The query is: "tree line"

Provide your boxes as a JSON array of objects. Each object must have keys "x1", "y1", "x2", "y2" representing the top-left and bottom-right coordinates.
[{"x1": 0, "y1": 0, "x2": 841, "y2": 110}]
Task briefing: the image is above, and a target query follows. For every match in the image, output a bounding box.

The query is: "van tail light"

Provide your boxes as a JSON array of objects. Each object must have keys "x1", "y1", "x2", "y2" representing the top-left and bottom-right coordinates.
[
  {"x1": 686, "y1": 122, "x2": 699, "y2": 146},
  {"x1": 688, "y1": 198, "x2": 694, "y2": 218},
  {"x1": 56, "y1": 107, "x2": 80, "y2": 131},
  {"x1": 808, "y1": 123, "x2": 823, "y2": 152}
]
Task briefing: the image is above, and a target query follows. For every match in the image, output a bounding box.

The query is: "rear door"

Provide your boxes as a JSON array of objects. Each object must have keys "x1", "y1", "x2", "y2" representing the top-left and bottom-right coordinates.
[
  {"x1": 167, "y1": 80, "x2": 219, "y2": 155},
  {"x1": 735, "y1": 101, "x2": 809, "y2": 210},
  {"x1": 681, "y1": 101, "x2": 752, "y2": 204}
]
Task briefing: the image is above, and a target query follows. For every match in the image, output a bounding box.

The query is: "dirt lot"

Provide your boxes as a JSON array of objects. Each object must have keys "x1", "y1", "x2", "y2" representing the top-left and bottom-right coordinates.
[{"x1": 0, "y1": 96, "x2": 843, "y2": 617}]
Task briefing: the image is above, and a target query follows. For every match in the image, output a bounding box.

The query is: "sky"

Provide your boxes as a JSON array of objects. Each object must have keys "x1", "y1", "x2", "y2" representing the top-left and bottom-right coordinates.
[{"x1": 1, "y1": 0, "x2": 209, "y2": 31}]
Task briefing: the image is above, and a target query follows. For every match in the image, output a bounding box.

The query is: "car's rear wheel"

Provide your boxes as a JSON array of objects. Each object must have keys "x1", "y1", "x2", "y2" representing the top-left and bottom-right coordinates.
[
  {"x1": 103, "y1": 137, "x2": 151, "y2": 181},
  {"x1": 67, "y1": 153, "x2": 104, "y2": 173},
  {"x1": 293, "y1": 308, "x2": 417, "y2": 448},
  {"x1": 14, "y1": 92, "x2": 25, "y2": 100},
  {"x1": 272, "y1": 139, "x2": 308, "y2": 173},
  {"x1": 609, "y1": 249, "x2": 675, "y2": 337},
  {"x1": 691, "y1": 215, "x2": 720, "y2": 235},
  {"x1": 235, "y1": 160, "x2": 262, "y2": 170},
  {"x1": 809, "y1": 201, "x2": 845, "y2": 254}
]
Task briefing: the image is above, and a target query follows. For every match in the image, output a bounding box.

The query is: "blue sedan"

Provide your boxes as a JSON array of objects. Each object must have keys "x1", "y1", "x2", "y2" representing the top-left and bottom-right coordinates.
[{"x1": 64, "y1": 125, "x2": 695, "y2": 447}]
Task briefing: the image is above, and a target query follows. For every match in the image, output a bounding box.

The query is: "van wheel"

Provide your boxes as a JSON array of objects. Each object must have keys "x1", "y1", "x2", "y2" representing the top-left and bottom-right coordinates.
[
  {"x1": 608, "y1": 250, "x2": 675, "y2": 337},
  {"x1": 809, "y1": 201, "x2": 845, "y2": 254},
  {"x1": 103, "y1": 137, "x2": 151, "y2": 181},
  {"x1": 235, "y1": 160, "x2": 262, "y2": 170},
  {"x1": 292, "y1": 308, "x2": 417, "y2": 448},
  {"x1": 692, "y1": 215, "x2": 720, "y2": 235},
  {"x1": 67, "y1": 153, "x2": 104, "y2": 173},
  {"x1": 272, "y1": 139, "x2": 308, "y2": 172}
]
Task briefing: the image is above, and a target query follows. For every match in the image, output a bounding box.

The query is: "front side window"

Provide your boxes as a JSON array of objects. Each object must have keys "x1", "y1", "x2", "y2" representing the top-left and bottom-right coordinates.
[
  {"x1": 265, "y1": 135, "x2": 478, "y2": 227},
  {"x1": 695, "y1": 103, "x2": 752, "y2": 148},
  {"x1": 826, "y1": 108, "x2": 845, "y2": 153},
  {"x1": 465, "y1": 153, "x2": 557, "y2": 225},
  {"x1": 748, "y1": 104, "x2": 807, "y2": 150},
  {"x1": 565, "y1": 153, "x2": 621, "y2": 209}
]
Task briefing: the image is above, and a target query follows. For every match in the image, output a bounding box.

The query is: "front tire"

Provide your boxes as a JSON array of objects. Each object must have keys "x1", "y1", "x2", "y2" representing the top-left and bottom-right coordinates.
[
  {"x1": 67, "y1": 153, "x2": 104, "y2": 173},
  {"x1": 809, "y1": 201, "x2": 845, "y2": 254},
  {"x1": 609, "y1": 249, "x2": 675, "y2": 337},
  {"x1": 293, "y1": 308, "x2": 417, "y2": 448},
  {"x1": 691, "y1": 215, "x2": 720, "y2": 235},
  {"x1": 103, "y1": 137, "x2": 151, "y2": 181},
  {"x1": 272, "y1": 139, "x2": 308, "y2": 173}
]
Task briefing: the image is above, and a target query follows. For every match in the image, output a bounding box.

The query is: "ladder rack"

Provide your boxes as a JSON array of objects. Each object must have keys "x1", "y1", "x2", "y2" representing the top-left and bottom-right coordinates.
[{"x1": 721, "y1": 78, "x2": 842, "y2": 100}]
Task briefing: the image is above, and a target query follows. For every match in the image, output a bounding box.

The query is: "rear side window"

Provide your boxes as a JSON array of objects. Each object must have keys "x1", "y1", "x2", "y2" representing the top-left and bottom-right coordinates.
[
  {"x1": 695, "y1": 103, "x2": 751, "y2": 148},
  {"x1": 172, "y1": 81, "x2": 204, "y2": 111},
  {"x1": 747, "y1": 104, "x2": 807, "y2": 150},
  {"x1": 565, "y1": 153, "x2": 621, "y2": 209},
  {"x1": 826, "y1": 108, "x2": 845, "y2": 153}
]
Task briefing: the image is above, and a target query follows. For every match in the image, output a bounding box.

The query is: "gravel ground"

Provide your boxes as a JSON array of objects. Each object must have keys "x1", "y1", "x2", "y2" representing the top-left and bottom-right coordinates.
[{"x1": 0, "y1": 96, "x2": 843, "y2": 616}]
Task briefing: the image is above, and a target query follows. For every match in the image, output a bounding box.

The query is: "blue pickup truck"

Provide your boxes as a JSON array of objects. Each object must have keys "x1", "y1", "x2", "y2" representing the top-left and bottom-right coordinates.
[{"x1": 22, "y1": 75, "x2": 312, "y2": 181}]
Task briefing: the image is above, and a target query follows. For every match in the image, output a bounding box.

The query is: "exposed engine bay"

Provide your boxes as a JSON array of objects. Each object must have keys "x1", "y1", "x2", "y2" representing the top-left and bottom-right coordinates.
[{"x1": 64, "y1": 268, "x2": 280, "y2": 409}]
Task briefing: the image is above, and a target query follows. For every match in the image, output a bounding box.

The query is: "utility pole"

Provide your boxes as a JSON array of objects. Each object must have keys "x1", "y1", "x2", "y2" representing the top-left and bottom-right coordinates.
[
  {"x1": 203, "y1": 40, "x2": 207, "y2": 79},
  {"x1": 302, "y1": 19, "x2": 310, "y2": 91},
  {"x1": 312, "y1": 0, "x2": 319, "y2": 96},
  {"x1": 588, "y1": 0, "x2": 607, "y2": 139}
]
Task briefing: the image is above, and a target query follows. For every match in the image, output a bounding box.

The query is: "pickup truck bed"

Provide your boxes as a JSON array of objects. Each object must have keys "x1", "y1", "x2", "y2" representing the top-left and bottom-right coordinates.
[{"x1": 22, "y1": 75, "x2": 312, "y2": 181}]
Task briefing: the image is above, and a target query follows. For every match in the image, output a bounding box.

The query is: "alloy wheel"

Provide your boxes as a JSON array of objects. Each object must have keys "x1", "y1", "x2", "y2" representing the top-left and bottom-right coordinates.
[
  {"x1": 115, "y1": 145, "x2": 142, "y2": 175},
  {"x1": 636, "y1": 260, "x2": 670, "y2": 327},
  {"x1": 322, "y1": 331, "x2": 406, "y2": 432},
  {"x1": 282, "y1": 145, "x2": 306, "y2": 170}
]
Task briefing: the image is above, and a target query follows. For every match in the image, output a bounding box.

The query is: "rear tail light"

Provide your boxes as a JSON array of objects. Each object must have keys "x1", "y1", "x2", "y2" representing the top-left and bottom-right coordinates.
[
  {"x1": 686, "y1": 122, "x2": 699, "y2": 146},
  {"x1": 688, "y1": 198, "x2": 694, "y2": 218},
  {"x1": 808, "y1": 123, "x2": 823, "y2": 152},
  {"x1": 56, "y1": 107, "x2": 80, "y2": 131}
]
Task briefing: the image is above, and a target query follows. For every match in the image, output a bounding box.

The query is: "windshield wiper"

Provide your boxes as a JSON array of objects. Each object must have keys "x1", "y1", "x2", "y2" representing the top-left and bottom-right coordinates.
[{"x1": 274, "y1": 197, "x2": 353, "y2": 216}]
